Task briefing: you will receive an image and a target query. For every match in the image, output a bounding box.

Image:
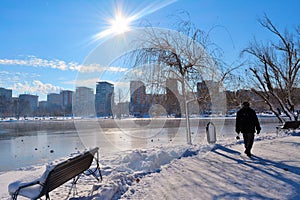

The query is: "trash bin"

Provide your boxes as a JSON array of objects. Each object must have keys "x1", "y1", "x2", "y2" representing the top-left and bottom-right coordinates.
[{"x1": 206, "y1": 122, "x2": 216, "y2": 144}]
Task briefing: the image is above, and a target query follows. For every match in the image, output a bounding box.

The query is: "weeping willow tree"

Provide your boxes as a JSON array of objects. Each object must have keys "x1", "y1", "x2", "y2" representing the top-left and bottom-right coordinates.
[
  {"x1": 124, "y1": 15, "x2": 230, "y2": 144},
  {"x1": 243, "y1": 15, "x2": 300, "y2": 122}
]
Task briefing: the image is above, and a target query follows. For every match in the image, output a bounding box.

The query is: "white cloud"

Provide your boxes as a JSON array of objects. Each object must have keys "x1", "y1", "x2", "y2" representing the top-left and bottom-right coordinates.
[
  {"x1": 12, "y1": 80, "x2": 61, "y2": 96},
  {"x1": 0, "y1": 71, "x2": 14, "y2": 85},
  {"x1": 0, "y1": 55, "x2": 128, "y2": 73},
  {"x1": 0, "y1": 71, "x2": 39, "y2": 87},
  {"x1": 0, "y1": 70, "x2": 9, "y2": 75}
]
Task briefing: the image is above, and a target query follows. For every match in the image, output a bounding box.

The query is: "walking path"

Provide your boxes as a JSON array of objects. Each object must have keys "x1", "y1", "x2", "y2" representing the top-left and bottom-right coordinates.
[{"x1": 121, "y1": 135, "x2": 300, "y2": 199}]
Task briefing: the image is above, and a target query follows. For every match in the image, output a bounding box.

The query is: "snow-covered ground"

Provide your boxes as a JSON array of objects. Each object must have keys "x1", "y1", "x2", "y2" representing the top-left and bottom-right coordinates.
[{"x1": 1, "y1": 131, "x2": 300, "y2": 200}]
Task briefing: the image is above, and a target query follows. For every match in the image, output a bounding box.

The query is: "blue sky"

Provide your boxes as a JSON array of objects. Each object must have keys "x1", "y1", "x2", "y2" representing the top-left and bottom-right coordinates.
[{"x1": 0, "y1": 0, "x2": 299, "y2": 100}]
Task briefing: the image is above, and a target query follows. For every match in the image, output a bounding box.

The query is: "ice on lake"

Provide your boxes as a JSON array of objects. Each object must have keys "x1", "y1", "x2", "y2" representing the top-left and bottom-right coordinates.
[{"x1": 0, "y1": 117, "x2": 279, "y2": 172}]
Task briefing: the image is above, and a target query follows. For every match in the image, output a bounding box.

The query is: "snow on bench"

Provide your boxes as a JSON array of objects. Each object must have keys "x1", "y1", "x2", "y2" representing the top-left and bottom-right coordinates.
[{"x1": 8, "y1": 147, "x2": 102, "y2": 200}]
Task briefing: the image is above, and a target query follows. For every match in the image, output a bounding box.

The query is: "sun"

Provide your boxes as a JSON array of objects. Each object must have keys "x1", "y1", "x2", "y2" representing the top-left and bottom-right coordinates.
[
  {"x1": 109, "y1": 14, "x2": 131, "y2": 34},
  {"x1": 94, "y1": 12, "x2": 133, "y2": 40}
]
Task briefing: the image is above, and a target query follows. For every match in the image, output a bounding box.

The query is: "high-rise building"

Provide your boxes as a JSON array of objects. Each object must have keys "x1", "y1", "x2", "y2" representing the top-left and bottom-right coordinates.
[
  {"x1": 166, "y1": 79, "x2": 179, "y2": 94},
  {"x1": 47, "y1": 93, "x2": 60, "y2": 106},
  {"x1": 0, "y1": 87, "x2": 12, "y2": 101},
  {"x1": 0, "y1": 87, "x2": 12, "y2": 117},
  {"x1": 18, "y1": 94, "x2": 38, "y2": 116},
  {"x1": 197, "y1": 80, "x2": 219, "y2": 97},
  {"x1": 73, "y1": 87, "x2": 94, "y2": 117},
  {"x1": 197, "y1": 80, "x2": 226, "y2": 115},
  {"x1": 47, "y1": 93, "x2": 61, "y2": 115},
  {"x1": 38, "y1": 101, "x2": 47, "y2": 109},
  {"x1": 95, "y1": 82, "x2": 114, "y2": 117},
  {"x1": 130, "y1": 81, "x2": 147, "y2": 117},
  {"x1": 38, "y1": 101, "x2": 48, "y2": 116},
  {"x1": 166, "y1": 78, "x2": 181, "y2": 116},
  {"x1": 60, "y1": 90, "x2": 73, "y2": 108}
]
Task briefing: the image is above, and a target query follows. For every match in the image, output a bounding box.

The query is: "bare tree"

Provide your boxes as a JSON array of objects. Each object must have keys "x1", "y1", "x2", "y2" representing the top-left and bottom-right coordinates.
[
  {"x1": 125, "y1": 14, "x2": 231, "y2": 144},
  {"x1": 242, "y1": 15, "x2": 300, "y2": 122},
  {"x1": 133, "y1": 19, "x2": 224, "y2": 94}
]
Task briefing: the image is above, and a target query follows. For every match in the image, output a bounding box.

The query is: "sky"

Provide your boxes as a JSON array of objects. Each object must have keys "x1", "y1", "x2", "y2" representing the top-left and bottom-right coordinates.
[{"x1": 0, "y1": 0, "x2": 299, "y2": 101}]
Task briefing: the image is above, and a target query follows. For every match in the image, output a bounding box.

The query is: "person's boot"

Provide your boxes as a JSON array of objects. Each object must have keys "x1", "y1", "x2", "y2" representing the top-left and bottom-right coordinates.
[{"x1": 244, "y1": 149, "x2": 251, "y2": 158}]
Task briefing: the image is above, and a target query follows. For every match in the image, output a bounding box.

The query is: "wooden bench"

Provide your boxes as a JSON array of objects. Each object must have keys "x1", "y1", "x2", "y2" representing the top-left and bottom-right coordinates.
[
  {"x1": 9, "y1": 147, "x2": 102, "y2": 200},
  {"x1": 276, "y1": 121, "x2": 300, "y2": 135}
]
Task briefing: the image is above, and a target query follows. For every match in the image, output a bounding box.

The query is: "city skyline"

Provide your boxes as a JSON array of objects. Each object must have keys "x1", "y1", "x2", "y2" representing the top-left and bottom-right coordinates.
[
  {"x1": 2, "y1": 78, "x2": 300, "y2": 118},
  {"x1": 0, "y1": 0, "x2": 299, "y2": 100}
]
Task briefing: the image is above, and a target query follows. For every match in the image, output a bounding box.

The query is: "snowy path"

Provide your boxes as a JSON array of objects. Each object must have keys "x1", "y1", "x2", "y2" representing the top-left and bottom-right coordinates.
[
  {"x1": 121, "y1": 136, "x2": 300, "y2": 200},
  {"x1": 1, "y1": 134, "x2": 300, "y2": 199}
]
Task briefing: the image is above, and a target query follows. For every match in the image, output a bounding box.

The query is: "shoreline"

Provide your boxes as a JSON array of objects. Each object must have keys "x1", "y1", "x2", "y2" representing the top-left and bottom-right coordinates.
[
  {"x1": 0, "y1": 116, "x2": 280, "y2": 127},
  {"x1": 0, "y1": 117, "x2": 280, "y2": 139}
]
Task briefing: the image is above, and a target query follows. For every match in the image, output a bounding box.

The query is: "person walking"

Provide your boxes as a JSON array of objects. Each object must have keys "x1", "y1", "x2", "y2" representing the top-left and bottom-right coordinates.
[{"x1": 235, "y1": 102, "x2": 261, "y2": 157}]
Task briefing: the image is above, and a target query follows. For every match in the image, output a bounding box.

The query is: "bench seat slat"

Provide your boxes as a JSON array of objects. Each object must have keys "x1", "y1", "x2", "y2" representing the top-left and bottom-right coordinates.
[{"x1": 44, "y1": 155, "x2": 93, "y2": 193}]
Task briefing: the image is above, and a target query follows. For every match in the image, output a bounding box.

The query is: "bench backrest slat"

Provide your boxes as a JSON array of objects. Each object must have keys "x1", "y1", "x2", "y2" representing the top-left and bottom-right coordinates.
[{"x1": 40, "y1": 148, "x2": 98, "y2": 196}]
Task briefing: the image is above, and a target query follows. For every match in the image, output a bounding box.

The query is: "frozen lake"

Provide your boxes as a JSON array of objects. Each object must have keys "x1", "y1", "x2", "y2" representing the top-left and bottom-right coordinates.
[{"x1": 0, "y1": 117, "x2": 280, "y2": 172}]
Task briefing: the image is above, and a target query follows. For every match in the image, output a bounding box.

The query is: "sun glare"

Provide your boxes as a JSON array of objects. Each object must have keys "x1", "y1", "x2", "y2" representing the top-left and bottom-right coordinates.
[
  {"x1": 110, "y1": 14, "x2": 131, "y2": 34},
  {"x1": 94, "y1": 12, "x2": 133, "y2": 40},
  {"x1": 93, "y1": 0, "x2": 177, "y2": 41}
]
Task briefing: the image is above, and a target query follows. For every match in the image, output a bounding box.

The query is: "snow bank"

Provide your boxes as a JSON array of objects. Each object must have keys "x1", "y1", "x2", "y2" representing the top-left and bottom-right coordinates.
[
  {"x1": 0, "y1": 143, "x2": 213, "y2": 199},
  {"x1": 91, "y1": 144, "x2": 212, "y2": 199}
]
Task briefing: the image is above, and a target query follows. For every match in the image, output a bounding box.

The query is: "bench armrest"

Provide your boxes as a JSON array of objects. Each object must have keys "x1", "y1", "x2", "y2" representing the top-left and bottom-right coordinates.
[
  {"x1": 19, "y1": 180, "x2": 41, "y2": 189},
  {"x1": 9, "y1": 180, "x2": 42, "y2": 199}
]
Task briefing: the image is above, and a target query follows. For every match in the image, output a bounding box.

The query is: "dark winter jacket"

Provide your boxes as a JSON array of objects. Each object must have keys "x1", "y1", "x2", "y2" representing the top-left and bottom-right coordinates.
[{"x1": 235, "y1": 106, "x2": 261, "y2": 134}]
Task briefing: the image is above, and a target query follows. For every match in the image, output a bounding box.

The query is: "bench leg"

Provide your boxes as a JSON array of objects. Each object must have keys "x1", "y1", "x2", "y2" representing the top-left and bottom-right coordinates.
[
  {"x1": 94, "y1": 151, "x2": 103, "y2": 182},
  {"x1": 11, "y1": 193, "x2": 17, "y2": 200},
  {"x1": 86, "y1": 164, "x2": 102, "y2": 182},
  {"x1": 45, "y1": 193, "x2": 50, "y2": 200},
  {"x1": 66, "y1": 175, "x2": 80, "y2": 199}
]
